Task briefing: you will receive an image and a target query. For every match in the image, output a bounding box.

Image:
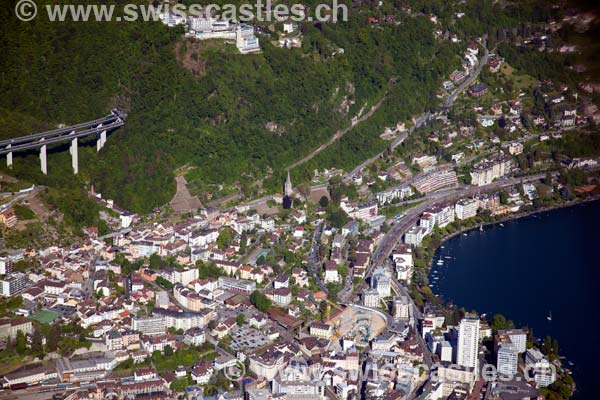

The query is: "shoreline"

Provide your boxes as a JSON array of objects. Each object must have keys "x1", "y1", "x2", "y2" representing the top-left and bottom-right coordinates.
[
  {"x1": 425, "y1": 194, "x2": 600, "y2": 270},
  {"x1": 422, "y1": 195, "x2": 599, "y2": 399}
]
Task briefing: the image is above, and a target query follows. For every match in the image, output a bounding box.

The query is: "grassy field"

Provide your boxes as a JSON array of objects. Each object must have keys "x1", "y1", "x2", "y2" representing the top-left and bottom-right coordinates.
[{"x1": 29, "y1": 310, "x2": 60, "y2": 324}]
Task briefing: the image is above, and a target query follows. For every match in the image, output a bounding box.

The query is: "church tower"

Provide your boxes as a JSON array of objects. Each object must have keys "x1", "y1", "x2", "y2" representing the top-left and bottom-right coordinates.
[{"x1": 284, "y1": 170, "x2": 293, "y2": 197}]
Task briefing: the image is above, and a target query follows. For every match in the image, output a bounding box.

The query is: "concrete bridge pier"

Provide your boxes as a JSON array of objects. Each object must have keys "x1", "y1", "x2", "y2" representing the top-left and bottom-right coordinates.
[
  {"x1": 39, "y1": 138, "x2": 47, "y2": 175},
  {"x1": 6, "y1": 144, "x2": 12, "y2": 169},
  {"x1": 96, "y1": 125, "x2": 107, "y2": 152},
  {"x1": 70, "y1": 136, "x2": 78, "y2": 174}
]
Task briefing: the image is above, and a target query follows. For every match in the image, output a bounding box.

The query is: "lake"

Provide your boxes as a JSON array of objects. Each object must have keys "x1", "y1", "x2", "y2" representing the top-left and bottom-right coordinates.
[{"x1": 429, "y1": 200, "x2": 600, "y2": 399}]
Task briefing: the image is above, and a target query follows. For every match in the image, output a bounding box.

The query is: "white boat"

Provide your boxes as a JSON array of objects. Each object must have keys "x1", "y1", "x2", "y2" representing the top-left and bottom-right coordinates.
[
  {"x1": 444, "y1": 256, "x2": 452, "y2": 259},
  {"x1": 441, "y1": 246, "x2": 445, "y2": 249},
  {"x1": 499, "y1": 223, "x2": 505, "y2": 227},
  {"x1": 462, "y1": 233, "x2": 468, "y2": 236},
  {"x1": 547, "y1": 311, "x2": 552, "y2": 321},
  {"x1": 479, "y1": 224, "x2": 483, "y2": 231}
]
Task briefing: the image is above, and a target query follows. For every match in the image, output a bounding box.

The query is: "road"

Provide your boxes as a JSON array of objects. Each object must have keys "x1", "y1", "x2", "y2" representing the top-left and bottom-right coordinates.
[
  {"x1": 306, "y1": 221, "x2": 327, "y2": 292},
  {"x1": 231, "y1": 44, "x2": 492, "y2": 213},
  {"x1": 443, "y1": 43, "x2": 490, "y2": 110},
  {"x1": 288, "y1": 96, "x2": 387, "y2": 170},
  {"x1": 0, "y1": 185, "x2": 45, "y2": 212}
]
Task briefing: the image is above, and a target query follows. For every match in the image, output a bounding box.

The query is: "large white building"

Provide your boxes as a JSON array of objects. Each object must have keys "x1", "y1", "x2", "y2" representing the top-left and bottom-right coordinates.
[
  {"x1": 457, "y1": 315, "x2": 480, "y2": 371},
  {"x1": 525, "y1": 348, "x2": 556, "y2": 387},
  {"x1": 131, "y1": 315, "x2": 166, "y2": 336},
  {"x1": 371, "y1": 268, "x2": 391, "y2": 298},
  {"x1": 404, "y1": 226, "x2": 427, "y2": 247},
  {"x1": 455, "y1": 198, "x2": 479, "y2": 220},
  {"x1": 362, "y1": 288, "x2": 380, "y2": 308},
  {"x1": 393, "y1": 296, "x2": 410, "y2": 320},
  {"x1": 376, "y1": 185, "x2": 414, "y2": 205},
  {"x1": 497, "y1": 329, "x2": 527, "y2": 354},
  {"x1": 0, "y1": 272, "x2": 28, "y2": 297},
  {"x1": 413, "y1": 167, "x2": 458, "y2": 194},
  {"x1": 497, "y1": 343, "x2": 519, "y2": 378},
  {"x1": 470, "y1": 155, "x2": 514, "y2": 186},
  {"x1": 421, "y1": 205, "x2": 455, "y2": 230},
  {"x1": 393, "y1": 245, "x2": 414, "y2": 283}
]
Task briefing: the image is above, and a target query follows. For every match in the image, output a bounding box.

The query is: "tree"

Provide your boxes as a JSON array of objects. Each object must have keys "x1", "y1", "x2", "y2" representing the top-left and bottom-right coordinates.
[
  {"x1": 250, "y1": 290, "x2": 272, "y2": 312},
  {"x1": 319, "y1": 196, "x2": 329, "y2": 208},
  {"x1": 46, "y1": 324, "x2": 60, "y2": 352},
  {"x1": 149, "y1": 253, "x2": 162, "y2": 270},
  {"x1": 31, "y1": 328, "x2": 44, "y2": 354},
  {"x1": 298, "y1": 182, "x2": 311, "y2": 199},
  {"x1": 236, "y1": 314, "x2": 245, "y2": 327},
  {"x1": 543, "y1": 335, "x2": 552, "y2": 355},
  {"x1": 164, "y1": 345, "x2": 174, "y2": 356},
  {"x1": 15, "y1": 330, "x2": 27, "y2": 355},
  {"x1": 544, "y1": 172, "x2": 553, "y2": 186},
  {"x1": 491, "y1": 314, "x2": 514, "y2": 331},
  {"x1": 239, "y1": 232, "x2": 248, "y2": 254},
  {"x1": 170, "y1": 377, "x2": 189, "y2": 392},
  {"x1": 283, "y1": 195, "x2": 292, "y2": 209},
  {"x1": 499, "y1": 191, "x2": 509, "y2": 205},
  {"x1": 217, "y1": 228, "x2": 233, "y2": 249}
]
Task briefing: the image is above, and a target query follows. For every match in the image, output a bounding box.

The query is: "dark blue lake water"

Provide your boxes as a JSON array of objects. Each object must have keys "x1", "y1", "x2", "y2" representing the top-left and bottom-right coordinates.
[{"x1": 429, "y1": 200, "x2": 600, "y2": 399}]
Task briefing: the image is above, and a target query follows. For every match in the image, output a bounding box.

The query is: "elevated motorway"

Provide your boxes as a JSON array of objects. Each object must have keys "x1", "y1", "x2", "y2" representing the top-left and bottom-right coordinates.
[{"x1": 0, "y1": 109, "x2": 126, "y2": 174}]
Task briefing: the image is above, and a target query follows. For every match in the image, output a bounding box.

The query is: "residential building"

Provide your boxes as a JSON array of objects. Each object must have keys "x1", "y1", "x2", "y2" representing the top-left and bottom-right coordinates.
[
  {"x1": 525, "y1": 348, "x2": 556, "y2": 387},
  {"x1": 371, "y1": 268, "x2": 391, "y2": 298},
  {"x1": 404, "y1": 226, "x2": 427, "y2": 247},
  {"x1": 470, "y1": 155, "x2": 514, "y2": 186},
  {"x1": 413, "y1": 167, "x2": 458, "y2": 194},
  {"x1": 455, "y1": 198, "x2": 479, "y2": 220},
  {"x1": 0, "y1": 272, "x2": 28, "y2": 297},
  {"x1": 0, "y1": 318, "x2": 33, "y2": 339},
  {"x1": 508, "y1": 141, "x2": 523, "y2": 155},
  {"x1": 457, "y1": 315, "x2": 480, "y2": 371},
  {"x1": 217, "y1": 277, "x2": 256, "y2": 294},
  {"x1": 309, "y1": 322, "x2": 332, "y2": 339},
  {"x1": 393, "y1": 296, "x2": 410, "y2": 320},
  {"x1": 324, "y1": 261, "x2": 340, "y2": 283},
  {"x1": 0, "y1": 209, "x2": 18, "y2": 228},
  {"x1": 362, "y1": 288, "x2": 380, "y2": 308},
  {"x1": 469, "y1": 82, "x2": 489, "y2": 97},
  {"x1": 0, "y1": 257, "x2": 12, "y2": 275},
  {"x1": 497, "y1": 329, "x2": 527, "y2": 354},
  {"x1": 497, "y1": 343, "x2": 519, "y2": 378},
  {"x1": 131, "y1": 315, "x2": 166, "y2": 336}
]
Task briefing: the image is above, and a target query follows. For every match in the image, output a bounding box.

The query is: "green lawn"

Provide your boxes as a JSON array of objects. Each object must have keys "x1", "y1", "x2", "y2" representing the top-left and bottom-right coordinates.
[
  {"x1": 29, "y1": 310, "x2": 60, "y2": 324},
  {"x1": 153, "y1": 346, "x2": 217, "y2": 372}
]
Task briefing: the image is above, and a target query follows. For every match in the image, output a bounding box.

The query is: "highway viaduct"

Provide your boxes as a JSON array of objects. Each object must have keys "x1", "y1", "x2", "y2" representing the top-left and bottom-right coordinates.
[{"x1": 0, "y1": 109, "x2": 126, "y2": 175}]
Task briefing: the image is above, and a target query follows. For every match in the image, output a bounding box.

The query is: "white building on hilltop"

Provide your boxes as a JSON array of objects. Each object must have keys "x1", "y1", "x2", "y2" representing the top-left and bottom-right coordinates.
[{"x1": 236, "y1": 24, "x2": 260, "y2": 54}]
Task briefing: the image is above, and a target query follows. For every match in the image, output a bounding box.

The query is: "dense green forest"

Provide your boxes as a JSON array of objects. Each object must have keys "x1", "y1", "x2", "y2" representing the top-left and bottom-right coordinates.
[{"x1": 0, "y1": 0, "x2": 564, "y2": 213}]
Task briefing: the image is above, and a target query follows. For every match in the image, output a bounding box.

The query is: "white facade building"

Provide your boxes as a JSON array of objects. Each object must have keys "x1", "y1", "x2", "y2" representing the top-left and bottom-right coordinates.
[
  {"x1": 455, "y1": 198, "x2": 479, "y2": 220},
  {"x1": 457, "y1": 316, "x2": 480, "y2": 371}
]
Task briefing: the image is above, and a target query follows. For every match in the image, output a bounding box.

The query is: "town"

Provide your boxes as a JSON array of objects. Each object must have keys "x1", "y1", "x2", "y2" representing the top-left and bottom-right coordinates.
[{"x1": 0, "y1": 3, "x2": 598, "y2": 400}]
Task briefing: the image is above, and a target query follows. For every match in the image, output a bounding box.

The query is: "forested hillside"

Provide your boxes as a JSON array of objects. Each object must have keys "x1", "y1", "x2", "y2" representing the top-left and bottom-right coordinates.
[{"x1": 0, "y1": 0, "x2": 559, "y2": 213}]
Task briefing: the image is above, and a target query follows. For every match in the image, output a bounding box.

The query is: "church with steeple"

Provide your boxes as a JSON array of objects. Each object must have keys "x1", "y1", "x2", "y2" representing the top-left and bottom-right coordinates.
[
  {"x1": 282, "y1": 171, "x2": 293, "y2": 209},
  {"x1": 284, "y1": 170, "x2": 293, "y2": 197}
]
